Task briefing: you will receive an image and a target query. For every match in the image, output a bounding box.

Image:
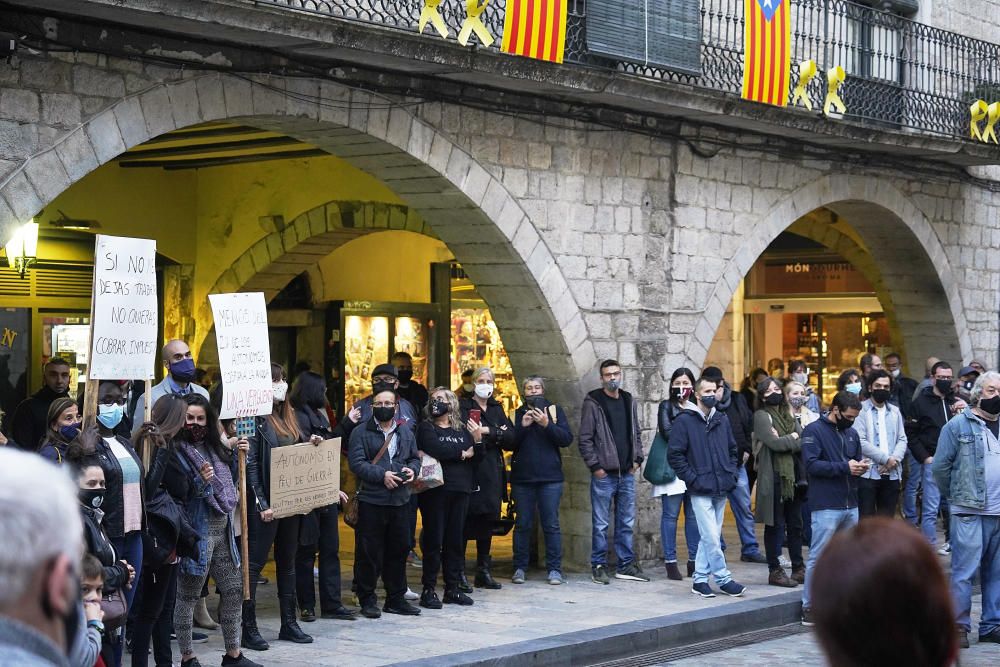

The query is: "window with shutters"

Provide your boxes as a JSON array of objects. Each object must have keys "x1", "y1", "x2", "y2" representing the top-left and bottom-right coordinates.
[{"x1": 585, "y1": 0, "x2": 702, "y2": 75}]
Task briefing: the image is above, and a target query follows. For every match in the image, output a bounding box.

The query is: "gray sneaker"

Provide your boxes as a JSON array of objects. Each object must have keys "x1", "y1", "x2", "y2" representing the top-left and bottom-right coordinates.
[
  {"x1": 511, "y1": 568, "x2": 526, "y2": 584},
  {"x1": 547, "y1": 570, "x2": 564, "y2": 585},
  {"x1": 615, "y1": 562, "x2": 651, "y2": 582},
  {"x1": 591, "y1": 564, "x2": 610, "y2": 585}
]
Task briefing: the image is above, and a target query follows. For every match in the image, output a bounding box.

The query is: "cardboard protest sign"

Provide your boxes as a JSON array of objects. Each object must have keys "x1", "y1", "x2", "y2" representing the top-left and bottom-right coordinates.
[
  {"x1": 209, "y1": 292, "x2": 272, "y2": 419},
  {"x1": 89, "y1": 235, "x2": 158, "y2": 380},
  {"x1": 269, "y1": 439, "x2": 342, "y2": 518}
]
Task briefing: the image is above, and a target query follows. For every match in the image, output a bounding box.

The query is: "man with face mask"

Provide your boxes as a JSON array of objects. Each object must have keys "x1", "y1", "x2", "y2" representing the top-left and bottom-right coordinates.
[
  {"x1": 855, "y1": 370, "x2": 908, "y2": 518},
  {"x1": 908, "y1": 361, "x2": 964, "y2": 548},
  {"x1": 579, "y1": 360, "x2": 647, "y2": 584},
  {"x1": 934, "y1": 371, "x2": 1000, "y2": 649},
  {"x1": 799, "y1": 391, "x2": 868, "y2": 626},
  {"x1": 884, "y1": 353, "x2": 917, "y2": 418},
  {"x1": 339, "y1": 364, "x2": 419, "y2": 439},
  {"x1": 0, "y1": 448, "x2": 84, "y2": 666},
  {"x1": 131, "y1": 340, "x2": 209, "y2": 439},
  {"x1": 11, "y1": 356, "x2": 71, "y2": 451},
  {"x1": 392, "y1": 352, "x2": 428, "y2": 417},
  {"x1": 668, "y1": 376, "x2": 746, "y2": 598},
  {"x1": 455, "y1": 369, "x2": 475, "y2": 401}
]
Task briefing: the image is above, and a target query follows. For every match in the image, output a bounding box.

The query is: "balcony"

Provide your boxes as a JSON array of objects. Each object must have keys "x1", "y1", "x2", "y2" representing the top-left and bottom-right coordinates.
[{"x1": 255, "y1": 0, "x2": 1000, "y2": 144}]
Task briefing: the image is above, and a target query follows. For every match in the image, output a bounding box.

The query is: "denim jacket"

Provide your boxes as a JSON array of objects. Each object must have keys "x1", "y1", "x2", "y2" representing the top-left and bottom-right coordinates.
[
  {"x1": 933, "y1": 408, "x2": 989, "y2": 511},
  {"x1": 855, "y1": 400, "x2": 908, "y2": 481},
  {"x1": 174, "y1": 451, "x2": 241, "y2": 577}
]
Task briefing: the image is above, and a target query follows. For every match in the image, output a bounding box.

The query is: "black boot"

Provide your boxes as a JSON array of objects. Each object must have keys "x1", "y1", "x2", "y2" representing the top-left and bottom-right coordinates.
[
  {"x1": 240, "y1": 600, "x2": 269, "y2": 651},
  {"x1": 458, "y1": 559, "x2": 474, "y2": 593},
  {"x1": 277, "y1": 595, "x2": 313, "y2": 644},
  {"x1": 474, "y1": 556, "x2": 502, "y2": 590}
]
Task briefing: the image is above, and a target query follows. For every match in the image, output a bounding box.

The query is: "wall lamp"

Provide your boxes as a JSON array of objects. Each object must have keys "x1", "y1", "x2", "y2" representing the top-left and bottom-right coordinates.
[{"x1": 4, "y1": 220, "x2": 39, "y2": 279}]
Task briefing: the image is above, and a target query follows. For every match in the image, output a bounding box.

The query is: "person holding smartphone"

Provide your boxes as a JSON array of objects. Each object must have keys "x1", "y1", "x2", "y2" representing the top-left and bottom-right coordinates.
[
  {"x1": 348, "y1": 387, "x2": 421, "y2": 618},
  {"x1": 507, "y1": 376, "x2": 574, "y2": 586}
]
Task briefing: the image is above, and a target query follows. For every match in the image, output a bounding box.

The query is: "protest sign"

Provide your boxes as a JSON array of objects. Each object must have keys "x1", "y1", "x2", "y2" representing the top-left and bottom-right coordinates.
[
  {"x1": 269, "y1": 439, "x2": 342, "y2": 518},
  {"x1": 88, "y1": 235, "x2": 158, "y2": 380},
  {"x1": 209, "y1": 292, "x2": 272, "y2": 419}
]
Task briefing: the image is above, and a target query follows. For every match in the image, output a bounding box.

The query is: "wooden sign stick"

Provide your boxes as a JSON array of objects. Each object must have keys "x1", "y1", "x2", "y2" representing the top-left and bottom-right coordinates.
[
  {"x1": 239, "y1": 445, "x2": 250, "y2": 599},
  {"x1": 141, "y1": 377, "x2": 153, "y2": 472}
]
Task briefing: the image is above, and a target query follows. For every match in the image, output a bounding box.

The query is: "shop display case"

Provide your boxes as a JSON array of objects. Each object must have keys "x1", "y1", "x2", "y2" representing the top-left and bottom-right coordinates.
[
  {"x1": 44, "y1": 315, "x2": 90, "y2": 393},
  {"x1": 451, "y1": 306, "x2": 519, "y2": 413}
]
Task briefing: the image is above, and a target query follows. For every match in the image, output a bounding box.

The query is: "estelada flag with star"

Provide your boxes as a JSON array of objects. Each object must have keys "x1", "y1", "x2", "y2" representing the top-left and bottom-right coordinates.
[
  {"x1": 501, "y1": 0, "x2": 567, "y2": 64},
  {"x1": 742, "y1": 0, "x2": 792, "y2": 106}
]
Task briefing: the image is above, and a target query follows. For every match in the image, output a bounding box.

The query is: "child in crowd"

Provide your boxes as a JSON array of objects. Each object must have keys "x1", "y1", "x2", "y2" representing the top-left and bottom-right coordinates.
[{"x1": 80, "y1": 554, "x2": 108, "y2": 667}]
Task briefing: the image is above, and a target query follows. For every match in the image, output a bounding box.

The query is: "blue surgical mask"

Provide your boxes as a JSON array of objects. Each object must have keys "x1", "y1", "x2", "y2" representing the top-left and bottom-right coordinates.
[
  {"x1": 845, "y1": 382, "x2": 862, "y2": 395},
  {"x1": 59, "y1": 423, "x2": 81, "y2": 440},
  {"x1": 97, "y1": 403, "x2": 124, "y2": 429}
]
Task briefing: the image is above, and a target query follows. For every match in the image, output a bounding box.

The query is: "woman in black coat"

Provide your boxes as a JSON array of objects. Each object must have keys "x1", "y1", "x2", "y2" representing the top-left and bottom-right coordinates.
[
  {"x1": 459, "y1": 367, "x2": 513, "y2": 591},
  {"x1": 416, "y1": 387, "x2": 483, "y2": 608},
  {"x1": 289, "y1": 371, "x2": 354, "y2": 623}
]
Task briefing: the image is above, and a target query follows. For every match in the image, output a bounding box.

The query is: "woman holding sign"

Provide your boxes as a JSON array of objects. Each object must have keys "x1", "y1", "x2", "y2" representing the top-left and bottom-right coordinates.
[{"x1": 241, "y1": 363, "x2": 317, "y2": 650}]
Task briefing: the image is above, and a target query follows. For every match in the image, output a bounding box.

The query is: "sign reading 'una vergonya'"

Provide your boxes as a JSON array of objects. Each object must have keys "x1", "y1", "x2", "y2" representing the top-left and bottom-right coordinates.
[
  {"x1": 89, "y1": 235, "x2": 158, "y2": 380},
  {"x1": 209, "y1": 292, "x2": 272, "y2": 419}
]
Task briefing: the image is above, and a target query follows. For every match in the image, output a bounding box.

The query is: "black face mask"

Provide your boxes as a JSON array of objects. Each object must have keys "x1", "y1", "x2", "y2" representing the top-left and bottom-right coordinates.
[
  {"x1": 979, "y1": 395, "x2": 1000, "y2": 416},
  {"x1": 396, "y1": 369, "x2": 413, "y2": 383},
  {"x1": 935, "y1": 378, "x2": 954, "y2": 395},
  {"x1": 429, "y1": 400, "x2": 449, "y2": 417},
  {"x1": 79, "y1": 488, "x2": 105, "y2": 509},
  {"x1": 871, "y1": 389, "x2": 891, "y2": 405},
  {"x1": 763, "y1": 393, "x2": 783, "y2": 406},
  {"x1": 835, "y1": 414, "x2": 855, "y2": 431},
  {"x1": 373, "y1": 406, "x2": 395, "y2": 423}
]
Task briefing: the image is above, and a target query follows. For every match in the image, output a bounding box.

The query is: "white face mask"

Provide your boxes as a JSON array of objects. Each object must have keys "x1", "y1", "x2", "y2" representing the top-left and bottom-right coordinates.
[
  {"x1": 890, "y1": 369, "x2": 900, "y2": 378},
  {"x1": 463, "y1": 383, "x2": 474, "y2": 392},
  {"x1": 474, "y1": 383, "x2": 494, "y2": 399},
  {"x1": 272, "y1": 381, "x2": 288, "y2": 402}
]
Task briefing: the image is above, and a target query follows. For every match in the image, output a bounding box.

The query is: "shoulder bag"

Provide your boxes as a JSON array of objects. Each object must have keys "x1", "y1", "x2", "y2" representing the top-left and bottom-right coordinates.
[{"x1": 343, "y1": 434, "x2": 394, "y2": 528}]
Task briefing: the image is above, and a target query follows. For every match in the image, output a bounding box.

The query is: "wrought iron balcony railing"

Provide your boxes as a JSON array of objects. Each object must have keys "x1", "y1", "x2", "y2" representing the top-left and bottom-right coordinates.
[{"x1": 255, "y1": 0, "x2": 1000, "y2": 142}]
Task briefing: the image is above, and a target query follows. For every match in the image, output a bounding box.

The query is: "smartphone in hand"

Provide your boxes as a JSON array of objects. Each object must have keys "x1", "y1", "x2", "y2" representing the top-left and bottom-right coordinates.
[{"x1": 469, "y1": 408, "x2": 482, "y2": 424}]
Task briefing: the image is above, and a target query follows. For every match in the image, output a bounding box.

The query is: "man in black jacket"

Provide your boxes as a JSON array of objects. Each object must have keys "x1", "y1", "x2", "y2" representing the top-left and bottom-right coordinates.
[
  {"x1": 10, "y1": 356, "x2": 70, "y2": 451},
  {"x1": 907, "y1": 361, "x2": 964, "y2": 549},
  {"x1": 702, "y1": 367, "x2": 766, "y2": 565}
]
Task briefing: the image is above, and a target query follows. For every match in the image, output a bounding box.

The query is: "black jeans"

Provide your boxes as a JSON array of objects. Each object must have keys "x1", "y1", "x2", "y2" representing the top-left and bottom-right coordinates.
[
  {"x1": 249, "y1": 511, "x2": 301, "y2": 600},
  {"x1": 407, "y1": 493, "x2": 420, "y2": 552},
  {"x1": 418, "y1": 487, "x2": 470, "y2": 590},
  {"x1": 464, "y1": 512, "x2": 494, "y2": 561},
  {"x1": 130, "y1": 563, "x2": 177, "y2": 667},
  {"x1": 858, "y1": 476, "x2": 900, "y2": 518},
  {"x1": 764, "y1": 480, "x2": 804, "y2": 571},
  {"x1": 354, "y1": 501, "x2": 410, "y2": 607},
  {"x1": 295, "y1": 505, "x2": 344, "y2": 613}
]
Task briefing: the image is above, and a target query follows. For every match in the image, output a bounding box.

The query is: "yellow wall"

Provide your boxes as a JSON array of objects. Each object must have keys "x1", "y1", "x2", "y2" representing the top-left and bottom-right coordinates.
[{"x1": 315, "y1": 231, "x2": 453, "y2": 303}]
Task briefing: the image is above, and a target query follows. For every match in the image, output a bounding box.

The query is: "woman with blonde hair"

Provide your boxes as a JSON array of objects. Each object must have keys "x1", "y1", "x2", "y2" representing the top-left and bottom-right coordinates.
[{"x1": 416, "y1": 387, "x2": 484, "y2": 608}]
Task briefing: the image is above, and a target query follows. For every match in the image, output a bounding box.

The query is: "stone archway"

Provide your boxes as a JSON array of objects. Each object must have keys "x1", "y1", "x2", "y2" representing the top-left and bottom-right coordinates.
[
  {"x1": 0, "y1": 72, "x2": 596, "y2": 398},
  {"x1": 685, "y1": 174, "x2": 971, "y2": 374}
]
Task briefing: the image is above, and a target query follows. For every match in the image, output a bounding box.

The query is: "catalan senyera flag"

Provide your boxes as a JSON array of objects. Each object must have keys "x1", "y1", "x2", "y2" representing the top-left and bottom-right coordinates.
[
  {"x1": 501, "y1": 0, "x2": 567, "y2": 64},
  {"x1": 742, "y1": 0, "x2": 792, "y2": 106}
]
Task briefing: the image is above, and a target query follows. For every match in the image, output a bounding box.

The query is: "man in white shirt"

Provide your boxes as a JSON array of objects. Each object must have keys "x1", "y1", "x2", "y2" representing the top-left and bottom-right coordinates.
[{"x1": 855, "y1": 369, "x2": 908, "y2": 517}]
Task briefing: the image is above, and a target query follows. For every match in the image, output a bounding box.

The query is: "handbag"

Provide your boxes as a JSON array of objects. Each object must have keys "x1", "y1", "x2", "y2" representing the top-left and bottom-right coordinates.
[
  {"x1": 343, "y1": 433, "x2": 394, "y2": 529},
  {"x1": 101, "y1": 588, "x2": 128, "y2": 633},
  {"x1": 409, "y1": 454, "x2": 444, "y2": 494},
  {"x1": 491, "y1": 498, "x2": 516, "y2": 536},
  {"x1": 642, "y1": 432, "x2": 677, "y2": 486}
]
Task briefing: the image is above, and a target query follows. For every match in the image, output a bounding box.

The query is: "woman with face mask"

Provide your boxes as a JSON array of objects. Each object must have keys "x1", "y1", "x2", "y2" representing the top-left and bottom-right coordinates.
[
  {"x1": 652, "y1": 368, "x2": 701, "y2": 580},
  {"x1": 69, "y1": 454, "x2": 135, "y2": 667},
  {"x1": 457, "y1": 367, "x2": 514, "y2": 592},
  {"x1": 837, "y1": 369, "x2": 864, "y2": 397},
  {"x1": 240, "y1": 364, "x2": 327, "y2": 650},
  {"x1": 752, "y1": 377, "x2": 806, "y2": 589},
  {"x1": 415, "y1": 388, "x2": 484, "y2": 608},
  {"x1": 39, "y1": 397, "x2": 89, "y2": 462}
]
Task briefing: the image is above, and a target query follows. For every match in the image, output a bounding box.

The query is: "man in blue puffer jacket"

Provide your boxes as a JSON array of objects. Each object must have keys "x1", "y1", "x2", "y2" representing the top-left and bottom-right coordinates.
[{"x1": 668, "y1": 376, "x2": 746, "y2": 599}]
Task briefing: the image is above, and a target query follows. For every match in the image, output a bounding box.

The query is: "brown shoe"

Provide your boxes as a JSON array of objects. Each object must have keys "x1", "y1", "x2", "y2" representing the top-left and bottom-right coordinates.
[
  {"x1": 664, "y1": 561, "x2": 683, "y2": 581},
  {"x1": 791, "y1": 566, "x2": 806, "y2": 585},
  {"x1": 768, "y1": 568, "x2": 798, "y2": 588}
]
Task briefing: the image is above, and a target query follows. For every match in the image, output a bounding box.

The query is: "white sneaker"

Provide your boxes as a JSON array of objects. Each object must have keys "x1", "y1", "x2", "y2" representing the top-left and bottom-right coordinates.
[
  {"x1": 937, "y1": 542, "x2": 951, "y2": 555},
  {"x1": 404, "y1": 587, "x2": 419, "y2": 601}
]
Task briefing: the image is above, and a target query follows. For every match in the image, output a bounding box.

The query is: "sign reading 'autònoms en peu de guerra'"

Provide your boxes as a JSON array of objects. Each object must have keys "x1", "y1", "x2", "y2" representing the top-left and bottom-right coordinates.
[
  {"x1": 209, "y1": 292, "x2": 273, "y2": 420},
  {"x1": 89, "y1": 235, "x2": 158, "y2": 380}
]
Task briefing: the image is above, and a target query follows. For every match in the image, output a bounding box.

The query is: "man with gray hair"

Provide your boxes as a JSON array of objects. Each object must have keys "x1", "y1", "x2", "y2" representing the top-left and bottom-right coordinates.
[
  {"x1": 0, "y1": 448, "x2": 83, "y2": 666},
  {"x1": 934, "y1": 370, "x2": 1000, "y2": 649}
]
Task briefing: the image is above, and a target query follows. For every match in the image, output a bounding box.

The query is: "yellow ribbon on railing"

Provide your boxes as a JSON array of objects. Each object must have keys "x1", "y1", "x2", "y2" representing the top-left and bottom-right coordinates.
[
  {"x1": 458, "y1": 0, "x2": 494, "y2": 47},
  {"x1": 823, "y1": 66, "x2": 847, "y2": 116},
  {"x1": 984, "y1": 102, "x2": 1000, "y2": 145},
  {"x1": 791, "y1": 60, "x2": 817, "y2": 110},
  {"x1": 970, "y1": 100, "x2": 988, "y2": 141},
  {"x1": 418, "y1": 0, "x2": 449, "y2": 39}
]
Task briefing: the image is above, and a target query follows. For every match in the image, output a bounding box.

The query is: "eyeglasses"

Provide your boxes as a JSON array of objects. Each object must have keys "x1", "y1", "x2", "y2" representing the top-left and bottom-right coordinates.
[{"x1": 373, "y1": 402, "x2": 396, "y2": 409}]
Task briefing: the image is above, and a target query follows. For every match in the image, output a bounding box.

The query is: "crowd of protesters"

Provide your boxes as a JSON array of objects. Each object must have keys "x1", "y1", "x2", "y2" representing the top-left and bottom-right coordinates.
[{"x1": 0, "y1": 342, "x2": 997, "y2": 667}]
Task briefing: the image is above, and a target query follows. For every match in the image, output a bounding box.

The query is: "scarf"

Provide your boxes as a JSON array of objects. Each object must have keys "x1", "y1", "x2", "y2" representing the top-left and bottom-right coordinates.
[
  {"x1": 764, "y1": 405, "x2": 798, "y2": 502},
  {"x1": 179, "y1": 441, "x2": 238, "y2": 515}
]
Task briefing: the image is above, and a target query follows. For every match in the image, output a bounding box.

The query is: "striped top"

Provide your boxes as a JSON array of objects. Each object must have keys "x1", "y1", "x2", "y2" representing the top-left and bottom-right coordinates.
[{"x1": 105, "y1": 437, "x2": 142, "y2": 533}]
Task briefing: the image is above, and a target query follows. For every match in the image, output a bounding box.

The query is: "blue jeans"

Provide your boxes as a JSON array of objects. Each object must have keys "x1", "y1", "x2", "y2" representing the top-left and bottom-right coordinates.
[
  {"x1": 690, "y1": 494, "x2": 732, "y2": 586},
  {"x1": 590, "y1": 472, "x2": 636, "y2": 569},
  {"x1": 902, "y1": 452, "x2": 921, "y2": 524},
  {"x1": 727, "y1": 466, "x2": 762, "y2": 557},
  {"x1": 111, "y1": 531, "x2": 143, "y2": 666},
  {"x1": 660, "y1": 492, "x2": 699, "y2": 562},
  {"x1": 950, "y1": 512, "x2": 1000, "y2": 636},
  {"x1": 802, "y1": 508, "x2": 858, "y2": 609},
  {"x1": 512, "y1": 482, "x2": 564, "y2": 572}
]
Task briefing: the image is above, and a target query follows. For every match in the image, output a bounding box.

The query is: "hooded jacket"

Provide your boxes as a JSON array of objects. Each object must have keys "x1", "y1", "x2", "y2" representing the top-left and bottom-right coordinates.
[
  {"x1": 667, "y1": 406, "x2": 739, "y2": 496},
  {"x1": 578, "y1": 388, "x2": 643, "y2": 474},
  {"x1": 716, "y1": 381, "x2": 754, "y2": 459},
  {"x1": 909, "y1": 385, "x2": 958, "y2": 462}
]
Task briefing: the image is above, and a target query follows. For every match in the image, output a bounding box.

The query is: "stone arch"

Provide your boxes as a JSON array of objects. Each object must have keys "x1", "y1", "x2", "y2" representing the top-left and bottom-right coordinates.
[
  {"x1": 686, "y1": 174, "x2": 971, "y2": 373},
  {"x1": 1, "y1": 71, "x2": 595, "y2": 396}
]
